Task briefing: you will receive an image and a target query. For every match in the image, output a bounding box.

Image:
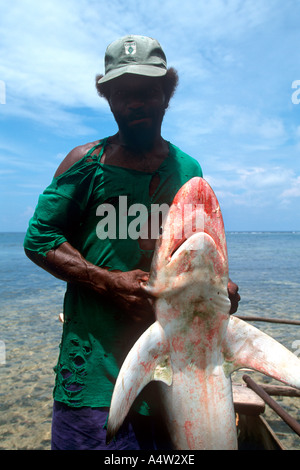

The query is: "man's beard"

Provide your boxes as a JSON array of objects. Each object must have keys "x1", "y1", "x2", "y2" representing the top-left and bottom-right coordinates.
[{"x1": 113, "y1": 109, "x2": 165, "y2": 153}]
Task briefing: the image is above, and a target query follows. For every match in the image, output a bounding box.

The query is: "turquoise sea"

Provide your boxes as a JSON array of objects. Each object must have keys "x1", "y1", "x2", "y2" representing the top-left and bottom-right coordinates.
[{"x1": 0, "y1": 231, "x2": 299, "y2": 449}]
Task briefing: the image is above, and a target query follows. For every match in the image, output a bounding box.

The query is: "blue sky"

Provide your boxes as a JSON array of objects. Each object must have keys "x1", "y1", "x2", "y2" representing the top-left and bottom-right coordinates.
[{"x1": 1, "y1": 0, "x2": 300, "y2": 232}]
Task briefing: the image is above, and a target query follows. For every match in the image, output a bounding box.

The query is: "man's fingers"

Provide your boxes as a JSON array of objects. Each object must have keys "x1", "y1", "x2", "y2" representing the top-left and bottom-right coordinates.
[{"x1": 228, "y1": 279, "x2": 241, "y2": 314}]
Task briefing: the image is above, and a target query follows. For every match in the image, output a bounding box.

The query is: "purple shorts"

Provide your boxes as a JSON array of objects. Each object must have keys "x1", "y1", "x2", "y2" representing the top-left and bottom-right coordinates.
[{"x1": 51, "y1": 401, "x2": 171, "y2": 450}]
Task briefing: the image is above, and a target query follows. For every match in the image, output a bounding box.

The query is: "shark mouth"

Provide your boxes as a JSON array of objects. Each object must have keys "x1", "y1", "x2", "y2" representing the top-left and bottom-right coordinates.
[
  {"x1": 169, "y1": 232, "x2": 196, "y2": 259},
  {"x1": 169, "y1": 230, "x2": 208, "y2": 260},
  {"x1": 170, "y1": 236, "x2": 189, "y2": 259}
]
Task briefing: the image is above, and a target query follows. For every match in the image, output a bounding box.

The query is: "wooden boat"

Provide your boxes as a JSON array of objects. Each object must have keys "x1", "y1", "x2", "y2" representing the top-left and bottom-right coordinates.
[
  {"x1": 232, "y1": 315, "x2": 300, "y2": 450},
  {"x1": 233, "y1": 377, "x2": 300, "y2": 450},
  {"x1": 233, "y1": 382, "x2": 284, "y2": 450}
]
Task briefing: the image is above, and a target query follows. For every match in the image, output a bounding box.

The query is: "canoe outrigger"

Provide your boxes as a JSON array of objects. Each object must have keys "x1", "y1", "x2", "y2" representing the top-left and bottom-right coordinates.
[
  {"x1": 234, "y1": 379, "x2": 285, "y2": 450},
  {"x1": 233, "y1": 315, "x2": 300, "y2": 450}
]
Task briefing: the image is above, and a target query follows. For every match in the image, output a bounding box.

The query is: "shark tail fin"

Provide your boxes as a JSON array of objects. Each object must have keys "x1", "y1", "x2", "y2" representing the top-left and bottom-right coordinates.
[
  {"x1": 223, "y1": 316, "x2": 300, "y2": 389},
  {"x1": 106, "y1": 321, "x2": 171, "y2": 444}
]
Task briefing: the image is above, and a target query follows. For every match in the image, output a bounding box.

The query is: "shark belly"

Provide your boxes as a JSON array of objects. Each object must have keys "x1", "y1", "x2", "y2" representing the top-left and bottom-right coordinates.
[{"x1": 158, "y1": 349, "x2": 237, "y2": 450}]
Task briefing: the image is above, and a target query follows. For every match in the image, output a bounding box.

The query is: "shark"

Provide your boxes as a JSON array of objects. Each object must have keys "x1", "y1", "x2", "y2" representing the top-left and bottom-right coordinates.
[{"x1": 106, "y1": 177, "x2": 300, "y2": 450}]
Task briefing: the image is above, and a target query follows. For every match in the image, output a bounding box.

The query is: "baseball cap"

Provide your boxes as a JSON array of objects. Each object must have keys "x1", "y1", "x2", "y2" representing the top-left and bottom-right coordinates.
[{"x1": 98, "y1": 35, "x2": 167, "y2": 84}]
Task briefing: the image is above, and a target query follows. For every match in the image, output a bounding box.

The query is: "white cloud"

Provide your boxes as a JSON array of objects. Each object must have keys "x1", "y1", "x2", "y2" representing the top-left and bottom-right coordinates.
[
  {"x1": 0, "y1": 0, "x2": 293, "y2": 147},
  {"x1": 168, "y1": 101, "x2": 287, "y2": 153},
  {"x1": 154, "y1": 0, "x2": 274, "y2": 44},
  {"x1": 0, "y1": 0, "x2": 283, "y2": 111},
  {"x1": 22, "y1": 206, "x2": 35, "y2": 219},
  {"x1": 205, "y1": 165, "x2": 297, "y2": 211},
  {"x1": 1, "y1": 1, "x2": 114, "y2": 113},
  {"x1": 0, "y1": 169, "x2": 15, "y2": 176},
  {"x1": 236, "y1": 167, "x2": 291, "y2": 189},
  {"x1": 281, "y1": 176, "x2": 300, "y2": 200},
  {"x1": 230, "y1": 112, "x2": 286, "y2": 140}
]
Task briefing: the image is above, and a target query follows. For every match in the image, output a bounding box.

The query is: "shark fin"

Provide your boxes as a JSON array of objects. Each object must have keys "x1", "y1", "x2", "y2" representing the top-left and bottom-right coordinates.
[
  {"x1": 223, "y1": 316, "x2": 300, "y2": 389},
  {"x1": 106, "y1": 321, "x2": 171, "y2": 443}
]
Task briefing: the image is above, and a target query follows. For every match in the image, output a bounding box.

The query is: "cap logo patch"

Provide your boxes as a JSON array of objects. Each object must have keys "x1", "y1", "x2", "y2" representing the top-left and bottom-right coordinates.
[{"x1": 124, "y1": 41, "x2": 136, "y2": 55}]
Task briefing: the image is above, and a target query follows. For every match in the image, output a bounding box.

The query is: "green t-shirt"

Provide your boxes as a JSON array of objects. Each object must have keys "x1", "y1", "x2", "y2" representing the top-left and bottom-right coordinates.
[{"x1": 24, "y1": 138, "x2": 202, "y2": 414}]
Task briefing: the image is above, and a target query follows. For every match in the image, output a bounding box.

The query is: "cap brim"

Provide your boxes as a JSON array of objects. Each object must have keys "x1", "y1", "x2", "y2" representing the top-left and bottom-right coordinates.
[{"x1": 98, "y1": 64, "x2": 167, "y2": 84}]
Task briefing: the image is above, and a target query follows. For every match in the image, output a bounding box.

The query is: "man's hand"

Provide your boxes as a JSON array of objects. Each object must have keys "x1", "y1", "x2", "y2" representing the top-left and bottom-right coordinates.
[
  {"x1": 104, "y1": 269, "x2": 155, "y2": 324},
  {"x1": 228, "y1": 279, "x2": 240, "y2": 314},
  {"x1": 25, "y1": 243, "x2": 155, "y2": 325}
]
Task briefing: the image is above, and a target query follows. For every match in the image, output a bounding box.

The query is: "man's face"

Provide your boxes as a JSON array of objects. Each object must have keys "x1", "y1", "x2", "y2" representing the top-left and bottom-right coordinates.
[{"x1": 108, "y1": 74, "x2": 167, "y2": 151}]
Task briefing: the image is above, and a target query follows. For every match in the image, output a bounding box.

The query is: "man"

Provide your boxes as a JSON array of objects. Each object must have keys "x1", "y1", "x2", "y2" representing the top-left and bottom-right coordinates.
[{"x1": 24, "y1": 35, "x2": 240, "y2": 450}]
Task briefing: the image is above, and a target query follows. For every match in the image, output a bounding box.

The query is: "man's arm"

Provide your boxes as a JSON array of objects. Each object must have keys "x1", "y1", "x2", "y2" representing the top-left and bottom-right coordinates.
[{"x1": 25, "y1": 242, "x2": 154, "y2": 323}]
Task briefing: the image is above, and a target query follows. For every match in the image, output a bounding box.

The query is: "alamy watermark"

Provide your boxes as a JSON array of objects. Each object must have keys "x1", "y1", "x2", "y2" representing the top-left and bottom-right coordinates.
[
  {"x1": 291, "y1": 80, "x2": 300, "y2": 105},
  {"x1": 0, "y1": 340, "x2": 6, "y2": 365},
  {"x1": 0, "y1": 80, "x2": 6, "y2": 104},
  {"x1": 95, "y1": 197, "x2": 204, "y2": 243},
  {"x1": 292, "y1": 340, "x2": 300, "y2": 358}
]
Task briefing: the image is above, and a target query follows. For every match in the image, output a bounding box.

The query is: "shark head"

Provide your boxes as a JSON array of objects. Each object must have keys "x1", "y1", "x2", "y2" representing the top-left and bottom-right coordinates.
[{"x1": 144, "y1": 177, "x2": 231, "y2": 320}]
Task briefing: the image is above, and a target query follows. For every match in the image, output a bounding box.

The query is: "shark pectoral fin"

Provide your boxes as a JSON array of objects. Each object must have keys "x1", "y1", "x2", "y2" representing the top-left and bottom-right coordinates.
[
  {"x1": 106, "y1": 321, "x2": 171, "y2": 443},
  {"x1": 223, "y1": 316, "x2": 300, "y2": 389}
]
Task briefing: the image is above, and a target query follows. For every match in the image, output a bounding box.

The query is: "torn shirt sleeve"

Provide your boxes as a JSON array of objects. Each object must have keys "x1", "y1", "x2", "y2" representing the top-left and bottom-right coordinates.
[{"x1": 24, "y1": 155, "x2": 98, "y2": 257}]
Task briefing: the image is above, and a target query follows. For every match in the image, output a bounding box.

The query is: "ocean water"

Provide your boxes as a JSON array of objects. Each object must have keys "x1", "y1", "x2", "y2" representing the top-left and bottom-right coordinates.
[{"x1": 0, "y1": 231, "x2": 299, "y2": 450}]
